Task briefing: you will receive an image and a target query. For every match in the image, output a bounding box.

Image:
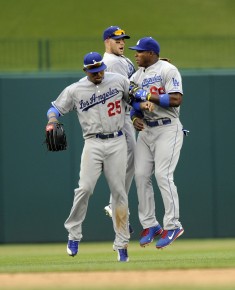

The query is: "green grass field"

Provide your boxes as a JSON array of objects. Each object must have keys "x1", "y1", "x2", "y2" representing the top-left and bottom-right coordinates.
[
  {"x1": 0, "y1": 0, "x2": 235, "y2": 70},
  {"x1": 1, "y1": 239, "x2": 235, "y2": 273},
  {"x1": 0, "y1": 239, "x2": 235, "y2": 290}
]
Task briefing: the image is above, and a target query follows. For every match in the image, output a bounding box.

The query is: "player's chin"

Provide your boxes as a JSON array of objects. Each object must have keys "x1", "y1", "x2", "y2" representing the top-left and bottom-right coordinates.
[
  {"x1": 135, "y1": 60, "x2": 142, "y2": 66},
  {"x1": 119, "y1": 48, "x2": 124, "y2": 54},
  {"x1": 94, "y1": 78, "x2": 102, "y2": 84}
]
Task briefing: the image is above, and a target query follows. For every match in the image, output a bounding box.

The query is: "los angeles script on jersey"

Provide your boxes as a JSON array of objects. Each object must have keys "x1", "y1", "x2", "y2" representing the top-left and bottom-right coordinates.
[
  {"x1": 142, "y1": 74, "x2": 162, "y2": 88},
  {"x1": 79, "y1": 88, "x2": 119, "y2": 111}
]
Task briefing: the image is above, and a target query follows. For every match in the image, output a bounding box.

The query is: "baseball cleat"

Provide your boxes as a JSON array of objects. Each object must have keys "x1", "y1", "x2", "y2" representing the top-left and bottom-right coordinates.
[
  {"x1": 104, "y1": 204, "x2": 112, "y2": 218},
  {"x1": 156, "y1": 227, "x2": 184, "y2": 249},
  {"x1": 139, "y1": 224, "x2": 163, "y2": 247},
  {"x1": 67, "y1": 240, "x2": 79, "y2": 257},
  {"x1": 117, "y1": 248, "x2": 129, "y2": 262}
]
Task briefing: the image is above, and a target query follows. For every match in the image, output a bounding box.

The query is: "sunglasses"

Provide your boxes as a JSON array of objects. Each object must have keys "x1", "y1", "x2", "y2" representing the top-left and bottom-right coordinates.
[
  {"x1": 111, "y1": 29, "x2": 125, "y2": 37},
  {"x1": 84, "y1": 61, "x2": 103, "y2": 70}
]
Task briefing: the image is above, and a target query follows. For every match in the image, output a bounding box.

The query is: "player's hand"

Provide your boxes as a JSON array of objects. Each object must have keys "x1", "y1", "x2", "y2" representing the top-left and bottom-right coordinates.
[
  {"x1": 133, "y1": 117, "x2": 145, "y2": 131},
  {"x1": 140, "y1": 101, "x2": 155, "y2": 112}
]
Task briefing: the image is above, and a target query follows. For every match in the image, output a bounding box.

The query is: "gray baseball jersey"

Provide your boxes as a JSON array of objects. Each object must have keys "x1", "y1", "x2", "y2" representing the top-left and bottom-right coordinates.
[
  {"x1": 131, "y1": 59, "x2": 184, "y2": 230},
  {"x1": 103, "y1": 52, "x2": 136, "y2": 79},
  {"x1": 52, "y1": 72, "x2": 130, "y2": 139},
  {"x1": 130, "y1": 59, "x2": 183, "y2": 119}
]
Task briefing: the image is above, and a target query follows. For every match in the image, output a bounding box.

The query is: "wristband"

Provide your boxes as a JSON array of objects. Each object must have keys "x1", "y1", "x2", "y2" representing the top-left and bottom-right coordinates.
[
  {"x1": 132, "y1": 117, "x2": 137, "y2": 124},
  {"x1": 159, "y1": 94, "x2": 170, "y2": 107},
  {"x1": 47, "y1": 106, "x2": 60, "y2": 119},
  {"x1": 147, "y1": 93, "x2": 151, "y2": 101}
]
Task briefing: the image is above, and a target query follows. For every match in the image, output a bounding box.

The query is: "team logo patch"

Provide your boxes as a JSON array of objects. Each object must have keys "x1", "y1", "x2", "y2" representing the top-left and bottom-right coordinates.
[{"x1": 172, "y1": 78, "x2": 180, "y2": 87}]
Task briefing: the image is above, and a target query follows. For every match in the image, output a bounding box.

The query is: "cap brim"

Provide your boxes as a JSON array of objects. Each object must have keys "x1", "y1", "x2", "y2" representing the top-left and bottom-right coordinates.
[
  {"x1": 129, "y1": 45, "x2": 145, "y2": 51},
  {"x1": 85, "y1": 63, "x2": 107, "y2": 73},
  {"x1": 111, "y1": 35, "x2": 130, "y2": 40}
]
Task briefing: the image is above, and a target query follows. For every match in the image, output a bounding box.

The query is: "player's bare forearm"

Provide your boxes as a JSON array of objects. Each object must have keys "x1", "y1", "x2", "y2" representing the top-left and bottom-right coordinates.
[{"x1": 148, "y1": 92, "x2": 182, "y2": 107}]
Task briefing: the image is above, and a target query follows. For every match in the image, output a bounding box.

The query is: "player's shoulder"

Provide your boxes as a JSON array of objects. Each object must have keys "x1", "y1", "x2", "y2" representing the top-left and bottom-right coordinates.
[
  {"x1": 65, "y1": 76, "x2": 87, "y2": 91},
  {"x1": 130, "y1": 67, "x2": 145, "y2": 78},
  {"x1": 78, "y1": 76, "x2": 87, "y2": 83},
  {"x1": 103, "y1": 52, "x2": 119, "y2": 60},
  {"x1": 103, "y1": 52, "x2": 118, "y2": 62},
  {"x1": 158, "y1": 59, "x2": 178, "y2": 71},
  {"x1": 105, "y1": 71, "x2": 127, "y2": 81}
]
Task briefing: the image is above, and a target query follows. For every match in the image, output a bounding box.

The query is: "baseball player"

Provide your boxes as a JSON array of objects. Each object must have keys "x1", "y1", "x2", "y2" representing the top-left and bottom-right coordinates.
[
  {"x1": 102, "y1": 26, "x2": 136, "y2": 233},
  {"x1": 128, "y1": 37, "x2": 184, "y2": 249},
  {"x1": 46, "y1": 52, "x2": 153, "y2": 262}
]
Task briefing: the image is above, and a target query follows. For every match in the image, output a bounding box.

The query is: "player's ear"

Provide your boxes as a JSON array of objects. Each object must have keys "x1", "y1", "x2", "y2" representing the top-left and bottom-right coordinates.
[{"x1": 150, "y1": 51, "x2": 158, "y2": 56}]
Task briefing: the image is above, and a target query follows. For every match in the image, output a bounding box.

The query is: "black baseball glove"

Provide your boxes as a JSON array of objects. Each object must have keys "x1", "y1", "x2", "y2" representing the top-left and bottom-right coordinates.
[
  {"x1": 129, "y1": 81, "x2": 142, "y2": 103},
  {"x1": 45, "y1": 122, "x2": 67, "y2": 151}
]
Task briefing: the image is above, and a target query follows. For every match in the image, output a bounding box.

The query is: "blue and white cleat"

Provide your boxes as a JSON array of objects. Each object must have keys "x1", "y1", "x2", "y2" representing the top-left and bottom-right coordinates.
[
  {"x1": 139, "y1": 224, "x2": 163, "y2": 247},
  {"x1": 117, "y1": 248, "x2": 129, "y2": 262},
  {"x1": 156, "y1": 227, "x2": 184, "y2": 249},
  {"x1": 67, "y1": 240, "x2": 79, "y2": 257}
]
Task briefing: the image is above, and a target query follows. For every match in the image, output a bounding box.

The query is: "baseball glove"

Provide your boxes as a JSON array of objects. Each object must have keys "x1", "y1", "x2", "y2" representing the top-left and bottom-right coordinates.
[
  {"x1": 45, "y1": 122, "x2": 67, "y2": 151},
  {"x1": 129, "y1": 81, "x2": 142, "y2": 102}
]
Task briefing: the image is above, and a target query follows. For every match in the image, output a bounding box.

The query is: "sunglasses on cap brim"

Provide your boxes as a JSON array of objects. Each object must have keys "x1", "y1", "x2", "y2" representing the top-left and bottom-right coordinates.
[
  {"x1": 84, "y1": 61, "x2": 103, "y2": 70},
  {"x1": 110, "y1": 29, "x2": 125, "y2": 37}
]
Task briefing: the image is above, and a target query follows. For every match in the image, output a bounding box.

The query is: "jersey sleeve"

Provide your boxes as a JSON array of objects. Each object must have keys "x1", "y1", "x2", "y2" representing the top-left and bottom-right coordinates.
[
  {"x1": 52, "y1": 85, "x2": 75, "y2": 115},
  {"x1": 164, "y1": 68, "x2": 183, "y2": 95}
]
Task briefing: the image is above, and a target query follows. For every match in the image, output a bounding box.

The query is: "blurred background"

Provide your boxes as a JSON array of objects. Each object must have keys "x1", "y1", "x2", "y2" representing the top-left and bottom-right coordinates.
[
  {"x1": 0, "y1": 0, "x2": 234, "y2": 244},
  {"x1": 0, "y1": 0, "x2": 235, "y2": 71}
]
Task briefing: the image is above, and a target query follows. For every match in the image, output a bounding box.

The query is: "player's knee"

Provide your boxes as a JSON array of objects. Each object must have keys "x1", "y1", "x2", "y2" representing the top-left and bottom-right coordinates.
[
  {"x1": 74, "y1": 185, "x2": 93, "y2": 197},
  {"x1": 155, "y1": 170, "x2": 173, "y2": 187},
  {"x1": 135, "y1": 169, "x2": 149, "y2": 182}
]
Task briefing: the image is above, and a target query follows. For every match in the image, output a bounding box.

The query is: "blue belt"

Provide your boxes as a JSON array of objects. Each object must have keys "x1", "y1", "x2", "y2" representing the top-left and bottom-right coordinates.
[
  {"x1": 145, "y1": 118, "x2": 171, "y2": 127},
  {"x1": 96, "y1": 130, "x2": 123, "y2": 139}
]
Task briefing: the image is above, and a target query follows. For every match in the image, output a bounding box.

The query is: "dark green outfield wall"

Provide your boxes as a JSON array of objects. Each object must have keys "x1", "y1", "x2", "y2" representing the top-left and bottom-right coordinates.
[{"x1": 0, "y1": 70, "x2": 234, "y2": 243}]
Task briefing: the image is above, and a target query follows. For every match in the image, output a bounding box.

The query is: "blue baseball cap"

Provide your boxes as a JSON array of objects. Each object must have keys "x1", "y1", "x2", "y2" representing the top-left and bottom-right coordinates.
[
  {"x1": 103, "y1": 26, "x2": 130, "y2": 41},
  {"x1": 83, "y1": 52, "x2": 107, "y2": 73},
  {"x1": 129, "y1": 37, "x2": 160, "y2": 54}
]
